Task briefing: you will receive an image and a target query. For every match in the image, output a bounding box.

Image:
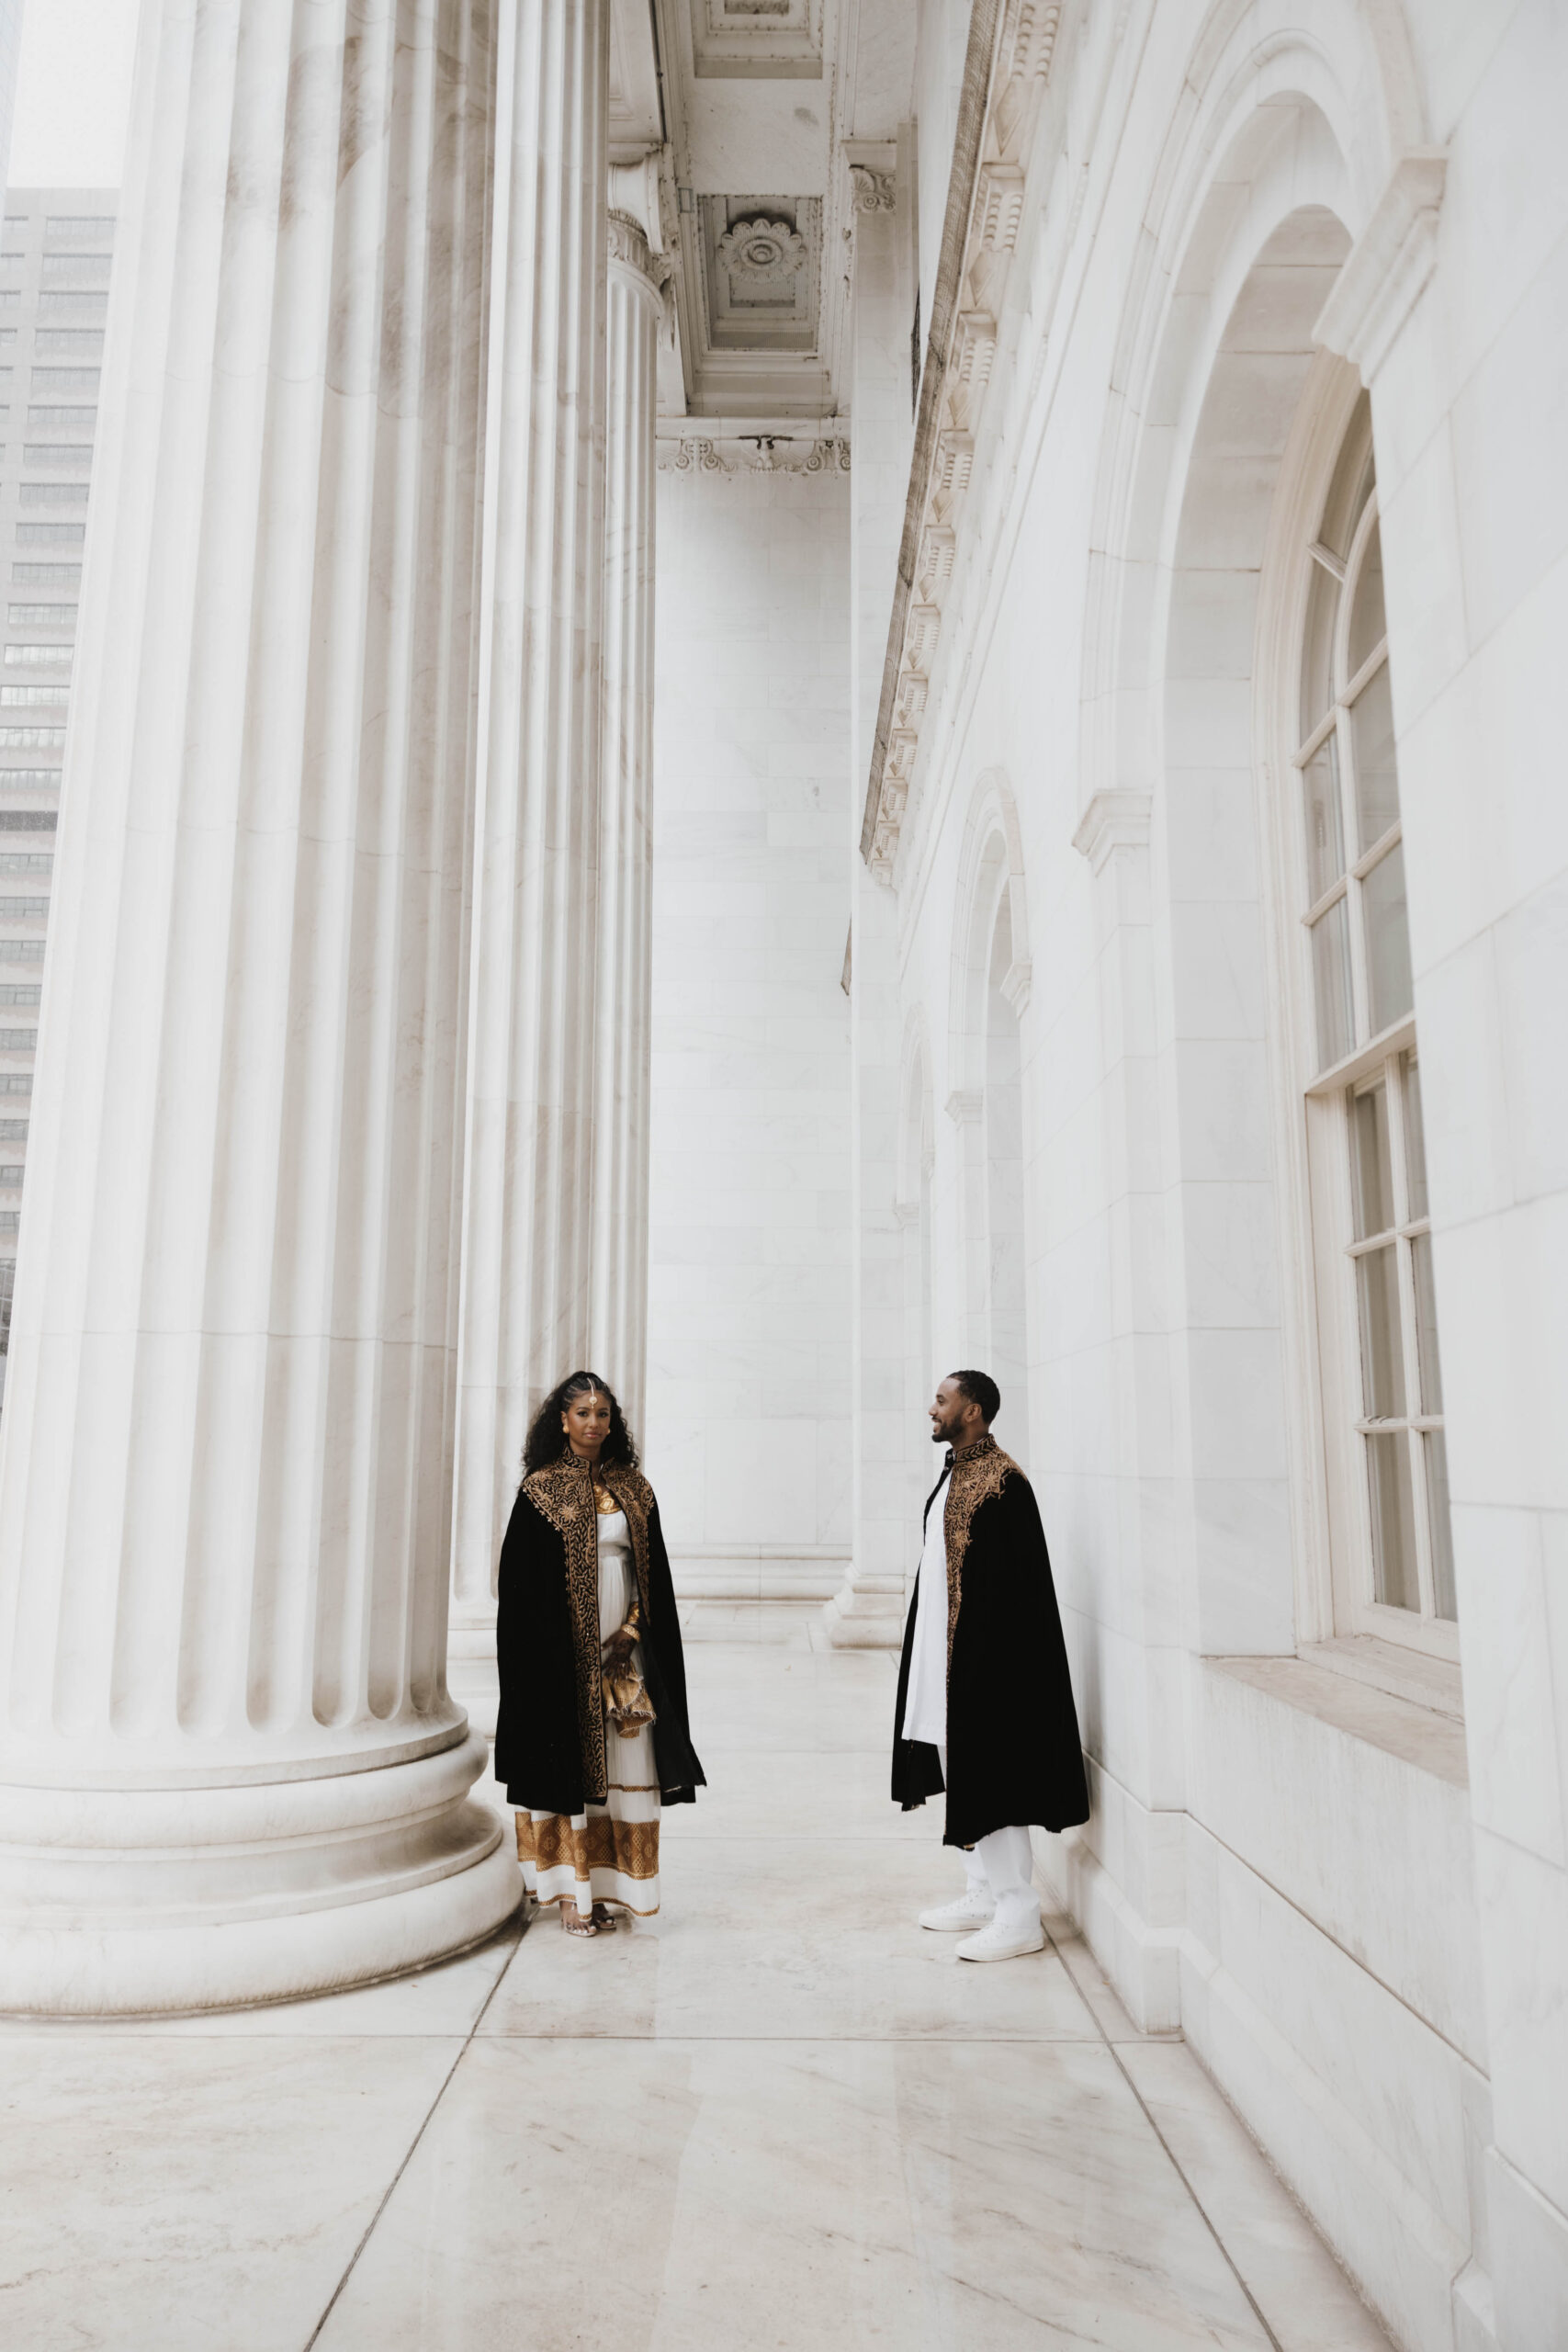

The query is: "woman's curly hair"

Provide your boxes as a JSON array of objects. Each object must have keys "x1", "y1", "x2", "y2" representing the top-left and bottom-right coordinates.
[{"x1": 523, "y1": 1370, "x2": 640, "y2": 1476}]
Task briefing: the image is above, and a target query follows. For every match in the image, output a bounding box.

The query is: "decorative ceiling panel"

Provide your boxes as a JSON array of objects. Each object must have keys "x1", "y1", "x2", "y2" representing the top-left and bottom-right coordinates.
[
  {"x1": 699, "y1": 198, "x2": 820, "y2": 352},
  {"x1": 690, "y1": 0, "x2": 823, "y2": 80}
]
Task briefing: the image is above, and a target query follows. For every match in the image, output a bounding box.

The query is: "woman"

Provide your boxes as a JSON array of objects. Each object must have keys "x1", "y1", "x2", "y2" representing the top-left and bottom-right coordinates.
[{"x1": 493, "y1": 1372, "x2": 704, "y2": 1936}]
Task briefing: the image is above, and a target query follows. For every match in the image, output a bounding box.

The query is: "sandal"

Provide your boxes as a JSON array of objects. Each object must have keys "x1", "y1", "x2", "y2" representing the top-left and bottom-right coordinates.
[
  {"x1": 590, "y1": 1903, "x2": 618, "y2": 1932},
  {"x1": 560, "y1": 1905, "x2": 598, "y2": 1937}
]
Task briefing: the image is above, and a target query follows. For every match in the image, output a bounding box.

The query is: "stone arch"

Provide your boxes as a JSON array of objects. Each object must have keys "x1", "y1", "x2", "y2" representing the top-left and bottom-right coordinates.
[
  {"x1": 1067, "y1": 4, "x2": 1411, "y2": 1651},
  {"x1": 1078, "y1": 0, "x2": 1427, "y2": 824}
]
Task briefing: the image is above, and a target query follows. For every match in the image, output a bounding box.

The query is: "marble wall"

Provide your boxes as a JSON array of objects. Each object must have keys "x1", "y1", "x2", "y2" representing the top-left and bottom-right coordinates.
[
  {"x1": 842, "y1": 2, "x2": 1568, "y2": 2347},
  {"x1": 645, "y1": 464, "x2": 852, "y2": 1600}
]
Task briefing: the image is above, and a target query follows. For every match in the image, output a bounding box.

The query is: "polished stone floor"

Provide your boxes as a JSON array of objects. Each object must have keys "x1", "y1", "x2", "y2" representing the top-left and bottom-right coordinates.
[{"x1": 4, "y1": 1628, "x2": 1393, "y2": 2351}]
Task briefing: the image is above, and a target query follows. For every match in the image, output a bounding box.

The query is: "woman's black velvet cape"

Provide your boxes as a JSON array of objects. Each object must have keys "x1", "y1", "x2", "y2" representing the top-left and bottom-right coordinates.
[
  {"x1": 891, "y1": 1451, "x2": 1089, "y2": 1849},
  {"x1": 492, "y1": 1461, "x2": 704, "y2": 1817}
]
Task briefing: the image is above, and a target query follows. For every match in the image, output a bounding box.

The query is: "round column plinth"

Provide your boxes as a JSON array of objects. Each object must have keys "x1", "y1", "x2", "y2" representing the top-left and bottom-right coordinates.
[{"x1": 0, "y1": 1735, "x2": 521, "y2": 2016}]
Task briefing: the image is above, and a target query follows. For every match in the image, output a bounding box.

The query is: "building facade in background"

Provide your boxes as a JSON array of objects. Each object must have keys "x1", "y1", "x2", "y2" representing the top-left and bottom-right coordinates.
[
  {"x1": 0, "y1": 189, "x2": 112, "y2": 1381},
  {"x1": 0, "y1": 0, "x2": 20, "y2": 203}
]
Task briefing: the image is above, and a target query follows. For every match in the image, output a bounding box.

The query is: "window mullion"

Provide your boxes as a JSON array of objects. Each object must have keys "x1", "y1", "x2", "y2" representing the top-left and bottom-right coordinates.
[
  {"x1": 1398, "y1": 1240, "x2": 1437, "y2": 1621},
  {"x1": 1338, "y1": 707, "x2": 1369, "y2": 1043},
  {"x1": 1386, "y1": 1062, "x2": 1436, "y2": 1620}
]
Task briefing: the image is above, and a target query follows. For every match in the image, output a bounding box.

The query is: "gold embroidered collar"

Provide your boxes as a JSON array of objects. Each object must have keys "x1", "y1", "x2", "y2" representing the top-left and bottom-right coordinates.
[
  {"x1": 948, "y1": 1432, "x2": 999, "y2": 1467},
  {"x1": 940, "y1": 1432, "x2": 1016, "y2": 1662}
]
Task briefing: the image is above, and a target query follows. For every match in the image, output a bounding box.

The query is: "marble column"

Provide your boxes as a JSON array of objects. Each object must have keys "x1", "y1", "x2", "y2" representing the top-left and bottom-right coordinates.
[
  {"x1": 591, "y1": 175, "x2": 665, "y2": 1444},
  {"x1": 447, "y1": 0, "x2": 611, "y2": 1702},
  {"x1": 0, "y1": 0, "x2": 518, "y2": 2013},
  {"x1": 828, "y1": 157, "x2": 919, "y2": 1647}
]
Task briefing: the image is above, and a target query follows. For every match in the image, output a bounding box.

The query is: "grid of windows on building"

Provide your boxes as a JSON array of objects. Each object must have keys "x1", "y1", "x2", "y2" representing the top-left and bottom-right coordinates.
[
  {"x1": 1295, "y1": 392, "x2": 1455, "y2": 1648},
  {"x1": 0, "y1": 191, "x2": 114, "y2": 1380}
]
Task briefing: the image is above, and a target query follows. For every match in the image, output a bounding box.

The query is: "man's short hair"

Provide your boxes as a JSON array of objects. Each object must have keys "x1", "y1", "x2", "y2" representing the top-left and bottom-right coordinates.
[{"x1": 949, "y1": 1368, "x2": 1000, "y2": 1426}]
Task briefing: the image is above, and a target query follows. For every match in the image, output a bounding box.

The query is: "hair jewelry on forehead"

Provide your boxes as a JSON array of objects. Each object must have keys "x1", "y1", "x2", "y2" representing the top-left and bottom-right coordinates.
[{"x1": 523, "y1": 1370, "x2": 640, "y2": 1474}]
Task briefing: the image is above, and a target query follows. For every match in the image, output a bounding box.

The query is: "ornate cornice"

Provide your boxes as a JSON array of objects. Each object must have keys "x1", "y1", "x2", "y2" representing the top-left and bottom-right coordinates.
[
  {"x1": 860, "y1": 0, "x2": 1063, "y2": 882},
  {"x1": 657, "y1": 425, "x2": 851, "y2": 477}
]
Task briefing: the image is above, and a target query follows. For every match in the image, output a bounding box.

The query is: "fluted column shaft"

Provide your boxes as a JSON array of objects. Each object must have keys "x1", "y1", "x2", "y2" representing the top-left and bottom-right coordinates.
[
  {"x1": 590, "y1": 198, "x2": 663, "y2": 1442},
  {"x1": 0, "y1": 0, "x2": 517, "y2": 2012},
  {"x1": 448, "y1": 0, "x2": 610, "y2": 1644}
]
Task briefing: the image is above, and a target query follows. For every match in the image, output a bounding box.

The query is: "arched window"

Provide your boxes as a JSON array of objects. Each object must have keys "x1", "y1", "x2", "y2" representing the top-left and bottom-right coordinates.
[{"x1": 1296, "y1": 395, "x2": 1454, "y2": 1641}]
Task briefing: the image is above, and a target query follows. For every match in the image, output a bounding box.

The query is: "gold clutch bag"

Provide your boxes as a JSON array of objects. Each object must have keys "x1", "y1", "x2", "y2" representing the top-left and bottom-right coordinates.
[{"x1": 602, "y1": 1605, "x2": 657, "y2": 1737}]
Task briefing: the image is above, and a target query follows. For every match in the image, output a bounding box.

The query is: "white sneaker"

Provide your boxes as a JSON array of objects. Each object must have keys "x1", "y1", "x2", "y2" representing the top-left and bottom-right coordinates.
[
  {"x1": 954, "y1": 1917, "x2": 1046, "y2": 1962},
  {"x1": 918, "y1": 1889, "x2": 996, "y2": 1932}
]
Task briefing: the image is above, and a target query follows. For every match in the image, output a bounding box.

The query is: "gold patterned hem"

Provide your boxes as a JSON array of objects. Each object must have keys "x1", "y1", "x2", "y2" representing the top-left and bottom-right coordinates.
[{"x1": 516, "y1": 1808, "x2": 660, "y2": 1883}]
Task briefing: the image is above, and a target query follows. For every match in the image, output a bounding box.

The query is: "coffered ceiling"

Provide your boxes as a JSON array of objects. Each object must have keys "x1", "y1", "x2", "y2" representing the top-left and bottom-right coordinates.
[{"x1": 609, "y1": 0, "x2": 916, "y2": 423}]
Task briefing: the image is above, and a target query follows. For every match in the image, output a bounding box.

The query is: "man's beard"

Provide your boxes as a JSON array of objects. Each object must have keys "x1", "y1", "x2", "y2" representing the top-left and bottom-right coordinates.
[{"x1": 931, "y1": 1414, "x2": 963, "y2": 1445}]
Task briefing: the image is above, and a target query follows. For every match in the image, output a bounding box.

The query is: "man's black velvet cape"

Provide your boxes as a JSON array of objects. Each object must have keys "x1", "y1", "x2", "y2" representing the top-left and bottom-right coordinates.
[
  {"x1": 492, "y1": 1455, "x2": 704, "y2": 1817},
  {"x1": 892, "y1": 1437, "x2": 1089, "y2": 1849}
]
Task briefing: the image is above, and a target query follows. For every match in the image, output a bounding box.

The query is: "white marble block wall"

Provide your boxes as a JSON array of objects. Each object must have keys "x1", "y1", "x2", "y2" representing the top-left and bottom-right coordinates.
[{"x1": 646, "y1": 464, "x2": 852, "y2": 1600}]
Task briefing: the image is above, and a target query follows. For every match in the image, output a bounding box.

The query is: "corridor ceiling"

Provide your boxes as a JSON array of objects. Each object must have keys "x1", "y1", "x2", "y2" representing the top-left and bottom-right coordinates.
[{"x1": 611, "y1": 0, "x2": 917, "y2": 418}]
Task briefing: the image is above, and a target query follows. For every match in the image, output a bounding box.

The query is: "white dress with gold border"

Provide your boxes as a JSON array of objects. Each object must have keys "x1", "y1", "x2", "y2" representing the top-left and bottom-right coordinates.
[{"x1": 513, "y1": 1483, "x2": 661, "y2": 1917}]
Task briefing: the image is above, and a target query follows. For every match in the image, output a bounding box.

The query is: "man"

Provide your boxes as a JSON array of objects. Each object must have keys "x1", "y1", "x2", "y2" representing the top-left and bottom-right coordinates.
[{"x1": 892, "y1": 1370, "x2": 1089, "y2": 1961}]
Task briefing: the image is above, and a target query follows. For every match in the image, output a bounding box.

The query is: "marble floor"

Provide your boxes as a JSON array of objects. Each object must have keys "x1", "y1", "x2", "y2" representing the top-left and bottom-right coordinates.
[{"x1": 3, "y1": 1633, "x2": 1395, "y2": 2352}]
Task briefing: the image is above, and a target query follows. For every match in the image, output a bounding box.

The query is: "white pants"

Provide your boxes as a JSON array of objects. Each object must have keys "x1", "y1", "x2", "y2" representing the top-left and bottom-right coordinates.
[{"x1": 937, "y1": 1747, "x2": 1040, "y2": 1933}]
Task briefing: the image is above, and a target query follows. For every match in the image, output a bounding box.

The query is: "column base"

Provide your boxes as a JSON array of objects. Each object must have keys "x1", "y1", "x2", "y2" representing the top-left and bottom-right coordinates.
[
  {"x1": 448, "y1": 1629, "x2": 501, "y2": 1739},
  {"x1": 0, "y1": 1731, "x2": 521, "y2": 2016},
  {"x1": 822, "y1": 1572, "x2": 908, "y2": 1649}
]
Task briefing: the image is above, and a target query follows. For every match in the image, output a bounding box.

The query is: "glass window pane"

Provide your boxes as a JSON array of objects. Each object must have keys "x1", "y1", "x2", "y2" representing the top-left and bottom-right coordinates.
[
  {"x1": 1349, "y1": 659, "x2": 1399, "y2": 852},
  {"x1": 1425, "y1": 1429, "x2": 1457, "y2": 1621},
  {"x1": 1411, "y1": 1231, "x2": 1443, "y2": 1413},
  {"x1": 1356, "y1": 1242, "x2": 1406, "y2": 1419},
  {"x1": 1347, "y1": 517, "x2": 1386, "y2": 679},
  {"x1": 1351, "y1": 1081, "x2": 1394, "y2": 1238},
  {"x1": 1401, "y1": 1050, "x2": 1427, "y2": 1219},
  {"x1": 1301, "y1": 736, "x2": 1345, "y2": 903},
  {"x1": 1364, "y1": 842, "x2": 1414, "y2": 1033},
  {"x1": 1299, "y1": 560, "x2": 1339, "y2": 742},
  {"x1": 1318, "y1": 392, "x2": 1375, "y2": 561},
  {"x1": 1311, "y1": 898, "x2": 1354, "y2": 1070},
  {"x1": 1366, "y1": 1429, "x2": 1418, "y2": 1611}
]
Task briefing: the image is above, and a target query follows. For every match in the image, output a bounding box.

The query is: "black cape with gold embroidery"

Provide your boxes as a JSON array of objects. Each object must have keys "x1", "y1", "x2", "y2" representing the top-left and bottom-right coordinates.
[
  {"x1": 492, "y1": 1453, "x2": 704, "y2": 1817},
  {"x1": 891, "y1": 1434, "x2": 1089, "y2": 1849}
]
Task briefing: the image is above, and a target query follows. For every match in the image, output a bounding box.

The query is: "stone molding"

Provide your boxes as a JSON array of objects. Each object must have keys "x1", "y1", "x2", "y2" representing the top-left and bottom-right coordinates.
[
  {"x1": 945, "y1": 1088, "x2": 984, "y2": 1125},
  {"x1": 1071, "y1": 786, "x2": 1153, "y2": 874},
  {"x1": 850, "y1": 165, "x2": 896, "y2": 214},
  {"x1": 860, "y1": 0, "x2": 1064, "y2": 879},
  {"x1": 1314, "y1": 151, "x2": 1448, "y2": 382},
  {"x1": 998, "y1": 954, "x2": 1032, "y2": 1014},
  {"x1": 607, "y1": 206, "x2": 671, "y2": 292},
  {"x1": 657, "y1": 424, "x2": 851, "y2": 476}
]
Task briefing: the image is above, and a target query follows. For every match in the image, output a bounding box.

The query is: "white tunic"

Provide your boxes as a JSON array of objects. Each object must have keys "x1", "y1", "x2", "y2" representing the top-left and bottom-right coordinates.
[
  {"x1": 514, "y1": 1498, "x2": 661, "y2": 1917},
  {"x1": 901, "y1": 1464, "x2": 952, "y2": 1746},
  {"x1": 596, "y1": 1508, "x2": 634, "y2": 1641}
]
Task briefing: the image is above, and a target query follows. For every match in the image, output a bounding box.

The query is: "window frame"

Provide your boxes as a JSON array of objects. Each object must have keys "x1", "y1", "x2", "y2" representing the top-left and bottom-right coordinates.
[{"x1": 1281, "y1": 392, "x2": 1457, "y2": 1664}]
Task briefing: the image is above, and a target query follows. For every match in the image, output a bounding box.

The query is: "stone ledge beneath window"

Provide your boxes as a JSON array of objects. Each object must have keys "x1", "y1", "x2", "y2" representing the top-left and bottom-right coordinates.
[
  {"x1": 1301, "y1": 1633, "x2": 1463, "y2": 1719},
  {"x1": 1207, "y1": 1650, "x2": 1469, "y2": 1789}
]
